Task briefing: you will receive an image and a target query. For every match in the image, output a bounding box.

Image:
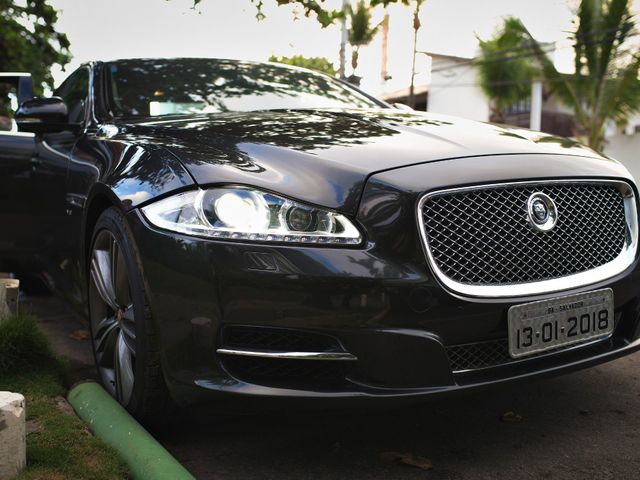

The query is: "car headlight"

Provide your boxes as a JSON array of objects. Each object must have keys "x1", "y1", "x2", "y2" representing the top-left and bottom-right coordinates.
[{"x1": 141, "y1": 187, "x2": 362, "y2": 245}]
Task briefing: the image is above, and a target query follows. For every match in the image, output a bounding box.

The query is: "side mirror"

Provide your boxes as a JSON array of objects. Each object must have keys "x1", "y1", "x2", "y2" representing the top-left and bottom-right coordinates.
[{"x1": 15, "y1": 97, "x2": 70, "y2": 133}]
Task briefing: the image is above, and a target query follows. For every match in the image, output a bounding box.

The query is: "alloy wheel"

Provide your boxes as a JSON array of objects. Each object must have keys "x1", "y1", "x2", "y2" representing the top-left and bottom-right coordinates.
[{"x1": 89, "y1": 230, "x2": 136, "y2": 405}]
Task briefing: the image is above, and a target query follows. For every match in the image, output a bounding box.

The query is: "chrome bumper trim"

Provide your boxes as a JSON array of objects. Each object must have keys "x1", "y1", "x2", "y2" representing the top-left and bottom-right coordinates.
[{"x1": 216, "y1": 348, "x2": 358, "y2": 361}]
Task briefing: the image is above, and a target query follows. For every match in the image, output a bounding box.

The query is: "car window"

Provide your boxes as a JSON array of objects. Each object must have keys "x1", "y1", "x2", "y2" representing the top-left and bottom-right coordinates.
[
  {"x1": 54, "y1": 68, "x2": 89, "y2": 124},
  {"x1": 106, "y1": 58, "x2": 380, "y2": 117},
  {"x1": 0, "y1": 83, "x2": 18, "y2": 132}
]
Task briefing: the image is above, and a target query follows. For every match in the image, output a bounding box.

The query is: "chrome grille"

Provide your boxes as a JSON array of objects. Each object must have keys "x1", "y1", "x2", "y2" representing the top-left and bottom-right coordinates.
[{"x1": 418, "y1": 180, "x2": 636, "y2": 296}]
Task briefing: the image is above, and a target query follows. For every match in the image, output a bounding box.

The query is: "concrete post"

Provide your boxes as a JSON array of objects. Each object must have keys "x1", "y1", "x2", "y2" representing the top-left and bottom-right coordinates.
[
  {"x1": 0, "y1": 279, "x2": 19, "y2": 322},
  {"x1": 0, "y1": 392, "x2": 26, "y2": 480}
]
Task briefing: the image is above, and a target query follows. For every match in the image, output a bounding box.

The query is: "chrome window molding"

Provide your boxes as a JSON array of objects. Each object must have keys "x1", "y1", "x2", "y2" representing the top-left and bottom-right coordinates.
[{"x1": 417, "y1": 179, "x2": 639, "y2": 298}]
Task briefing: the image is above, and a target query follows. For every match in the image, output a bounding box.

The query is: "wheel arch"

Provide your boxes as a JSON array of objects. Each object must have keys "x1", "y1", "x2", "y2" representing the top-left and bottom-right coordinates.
[
  {"x1": 83, "y1": 189, "x2": 119, "y2": 264},
  {"x1": 80, "y1": 145, "x2": 195, "y2": 301},
  {"x1": 80, "y1": 187, "x2": 123, "y2": 307}
]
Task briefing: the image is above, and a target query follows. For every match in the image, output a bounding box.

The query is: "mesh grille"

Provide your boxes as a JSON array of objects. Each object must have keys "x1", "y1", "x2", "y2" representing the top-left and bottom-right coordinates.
[
  {"x1": 221, "y1": 326, "x2": 341, "y2": 352},
  {"x1": 447, "y1": 340, "x2": 512, "y2": 371},
  {"x1": 446, "y1": 337, "x2": 606, "y2": 372},
  {"x1": 421, "y1": 182, "x2": 627, "y2": 285},
  {"x1": 223, "y1": 356, "x2": 347, "y2": 388},
  {"x1": 219, "y1": 326, "x2": 348, "y2": 388}
]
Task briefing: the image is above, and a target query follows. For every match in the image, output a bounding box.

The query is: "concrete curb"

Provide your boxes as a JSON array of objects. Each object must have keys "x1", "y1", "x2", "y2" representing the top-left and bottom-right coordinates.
[{"x1": 68, "y1": 382, "x2": 195, "y2": 480}]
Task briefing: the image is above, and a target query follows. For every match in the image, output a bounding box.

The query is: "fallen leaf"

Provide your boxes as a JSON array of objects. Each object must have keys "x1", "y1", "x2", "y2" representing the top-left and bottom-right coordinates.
[
  {"x1": 380, "y1": 452, "x2": 433, "y2": 471},
  {"x1": 69, "y1": 329, "x2": 90, "y2": 341},
  {"x1": 399, "y1": 455, "x2": 433, "y2": 471},
  {"x1": 380, "y1": 452, "x2": 400, "y2": 462},
  {"x1": 55, "y1": 396, "x2": 75, "y2": 416},
  {"x1": 501, "y1": 411, "x2": 523, "y2": 423},
  {"x1": 26, "y1": 419, "x2": 42, "y2": 435}
]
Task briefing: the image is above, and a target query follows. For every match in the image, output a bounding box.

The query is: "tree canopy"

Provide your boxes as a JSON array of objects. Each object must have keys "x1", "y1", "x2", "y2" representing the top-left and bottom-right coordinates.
[
  {"x1": 268, "y1": 54, "x2": 337, "y2": 75},
  {"x1": 508, "y1": 0, "x2": 640, "y2": 150},
  {"x1": 0, "y1": 0, "x2": 71, "y2": 115},
  {"x1": 193, "y1": 0, "x2": 413, "y2": 27},
  {"x1": 477, "y1": 17, "x2": 536, "y2": 122}
]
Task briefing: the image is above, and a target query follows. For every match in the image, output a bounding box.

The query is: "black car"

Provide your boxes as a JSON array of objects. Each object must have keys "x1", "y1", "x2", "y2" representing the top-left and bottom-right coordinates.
[{"x1": 1, "y1": 58, "x2": 638, "y2": 425}]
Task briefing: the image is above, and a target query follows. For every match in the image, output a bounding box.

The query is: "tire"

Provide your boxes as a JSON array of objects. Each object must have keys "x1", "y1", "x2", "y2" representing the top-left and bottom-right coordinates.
[{"x1": 88, "y1": 207, "x2": 171, "y2": 427}]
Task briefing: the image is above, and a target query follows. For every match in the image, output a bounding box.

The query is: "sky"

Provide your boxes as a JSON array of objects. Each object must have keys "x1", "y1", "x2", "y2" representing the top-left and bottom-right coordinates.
[{"x1": 48, "y1": 0, "x2": 640, "y2": 96}]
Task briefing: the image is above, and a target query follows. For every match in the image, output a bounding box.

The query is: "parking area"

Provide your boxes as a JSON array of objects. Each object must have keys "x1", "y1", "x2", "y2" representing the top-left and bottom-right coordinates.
[{"x1": 28, "y1": 293, "x2": 640, "y2": 480}]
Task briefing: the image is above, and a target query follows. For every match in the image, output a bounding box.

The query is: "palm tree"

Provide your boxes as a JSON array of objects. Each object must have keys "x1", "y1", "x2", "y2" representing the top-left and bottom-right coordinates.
[
  {"x1": 347, "y1": 0, "x2": 380, "y2": 76},
  {"x1": 477, "y1": 17, "x2": 536, "y2": 123},
  {"x1": 511, "y1": 0, "x2": 640, "y2": 150}
]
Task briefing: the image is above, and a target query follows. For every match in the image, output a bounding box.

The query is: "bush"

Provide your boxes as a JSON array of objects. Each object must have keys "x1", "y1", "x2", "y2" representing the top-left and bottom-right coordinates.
[{"x1": 0, "y1": 315, "x2": 60, "y2": 375}]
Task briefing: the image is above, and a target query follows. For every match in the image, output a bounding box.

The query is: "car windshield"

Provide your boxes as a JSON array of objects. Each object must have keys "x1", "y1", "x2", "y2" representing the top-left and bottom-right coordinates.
[{"x1": 106, "y1": 58, "x2": 380, "y2": 117}]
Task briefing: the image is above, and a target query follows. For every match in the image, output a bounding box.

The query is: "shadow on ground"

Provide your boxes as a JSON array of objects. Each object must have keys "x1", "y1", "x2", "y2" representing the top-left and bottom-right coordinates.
[
  {"x1": 162, "y1": 359, "x2": 640, "y2": 480},
  {"x1": 26, "y1": 293, "x2": 640, "y2": 480}
]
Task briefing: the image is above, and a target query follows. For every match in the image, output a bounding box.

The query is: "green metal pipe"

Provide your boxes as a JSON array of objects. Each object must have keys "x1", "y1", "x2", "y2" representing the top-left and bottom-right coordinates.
[{"x1": 68, "y1": 382, "x2": 195, "y2": 480}]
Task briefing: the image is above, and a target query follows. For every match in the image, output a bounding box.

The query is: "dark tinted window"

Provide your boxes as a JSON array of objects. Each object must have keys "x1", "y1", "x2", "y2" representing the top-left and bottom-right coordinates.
[
  {"x1": 107, "y1": 58, "x2": 379, "y2": 117},
  {"x1": 54, "y1": 68, "x2": 89, "y2": 124}
]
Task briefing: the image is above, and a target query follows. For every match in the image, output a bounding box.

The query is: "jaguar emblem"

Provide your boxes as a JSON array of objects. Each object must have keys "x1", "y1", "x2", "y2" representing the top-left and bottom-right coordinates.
[{"x1": 527, "y1": 192, "x2": 558, "y2": 232}]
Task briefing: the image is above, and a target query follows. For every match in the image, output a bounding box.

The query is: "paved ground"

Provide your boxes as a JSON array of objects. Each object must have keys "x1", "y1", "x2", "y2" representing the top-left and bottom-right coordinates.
[{"x1": 25, "y1": 293, "x2": 640, "y2": 480}]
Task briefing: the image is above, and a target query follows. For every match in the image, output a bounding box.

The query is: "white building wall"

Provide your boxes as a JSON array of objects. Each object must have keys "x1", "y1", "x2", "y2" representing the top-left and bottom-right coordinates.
[
  {"x1": 604, "y1": 134, "x2": 640, "y2": 182},
  {"x1": 622, "y1": 114, "x2": 640, "y2": 135},
  {"x1": 426, "y1": 58, "x2": 490, "y2": 122}
]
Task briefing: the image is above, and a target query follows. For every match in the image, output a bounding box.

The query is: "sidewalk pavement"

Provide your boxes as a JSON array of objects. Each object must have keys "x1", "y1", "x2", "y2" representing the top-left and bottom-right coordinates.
[{"x1": 23, "y1": 294, "x2": 96, "y2": 383}]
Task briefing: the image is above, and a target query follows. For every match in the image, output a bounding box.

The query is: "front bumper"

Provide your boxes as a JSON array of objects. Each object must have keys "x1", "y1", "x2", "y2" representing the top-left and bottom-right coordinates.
[{"x1": 127, "y1": 153, "x2": 640, "y2": 406}]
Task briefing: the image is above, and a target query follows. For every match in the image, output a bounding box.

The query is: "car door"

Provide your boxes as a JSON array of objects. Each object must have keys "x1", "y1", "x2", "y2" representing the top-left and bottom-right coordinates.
[
  {"x1": 32, "y1": 67, "x2": 90, "y2": 296},
  {"x1": 0, "y1": 129, "x2": 38, "y2": 270},
  {"x1": 0, "y1": 74, "x2": 38, "y2": 271}
]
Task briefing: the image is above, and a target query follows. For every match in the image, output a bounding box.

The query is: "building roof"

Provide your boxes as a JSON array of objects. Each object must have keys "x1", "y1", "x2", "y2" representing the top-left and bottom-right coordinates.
[
  {"x1": 380, "y1": 84, "x2": 429, "y2": 102},
  {"x1": 423, "y1": 51, "x2": 474, "y2": 62}
]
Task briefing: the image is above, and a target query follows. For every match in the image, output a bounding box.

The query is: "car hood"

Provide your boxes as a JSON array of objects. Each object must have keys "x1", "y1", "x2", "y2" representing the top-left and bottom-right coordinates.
[{"x1": 122, "y1": 108, "x2": 607, "y2": 214}]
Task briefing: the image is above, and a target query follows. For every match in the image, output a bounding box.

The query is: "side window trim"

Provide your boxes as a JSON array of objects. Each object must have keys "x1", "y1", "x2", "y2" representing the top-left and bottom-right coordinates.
[{"x1": 53, "y1": 66, "x2": 91, "y2": 128}]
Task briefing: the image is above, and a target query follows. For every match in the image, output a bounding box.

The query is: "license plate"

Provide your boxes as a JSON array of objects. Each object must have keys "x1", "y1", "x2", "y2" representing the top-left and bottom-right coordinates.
[{"x1": 508, "y1": 289, "x2": 614, "y2": 359}]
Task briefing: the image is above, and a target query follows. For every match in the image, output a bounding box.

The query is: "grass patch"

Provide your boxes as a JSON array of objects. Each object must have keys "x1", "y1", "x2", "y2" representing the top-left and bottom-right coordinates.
[
  {"x1": 0, "y1": 314, "x2": 128, "y2": 480},
  {"x1": 0, "y1": 315, "x2": 58, "y2": 374}
]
